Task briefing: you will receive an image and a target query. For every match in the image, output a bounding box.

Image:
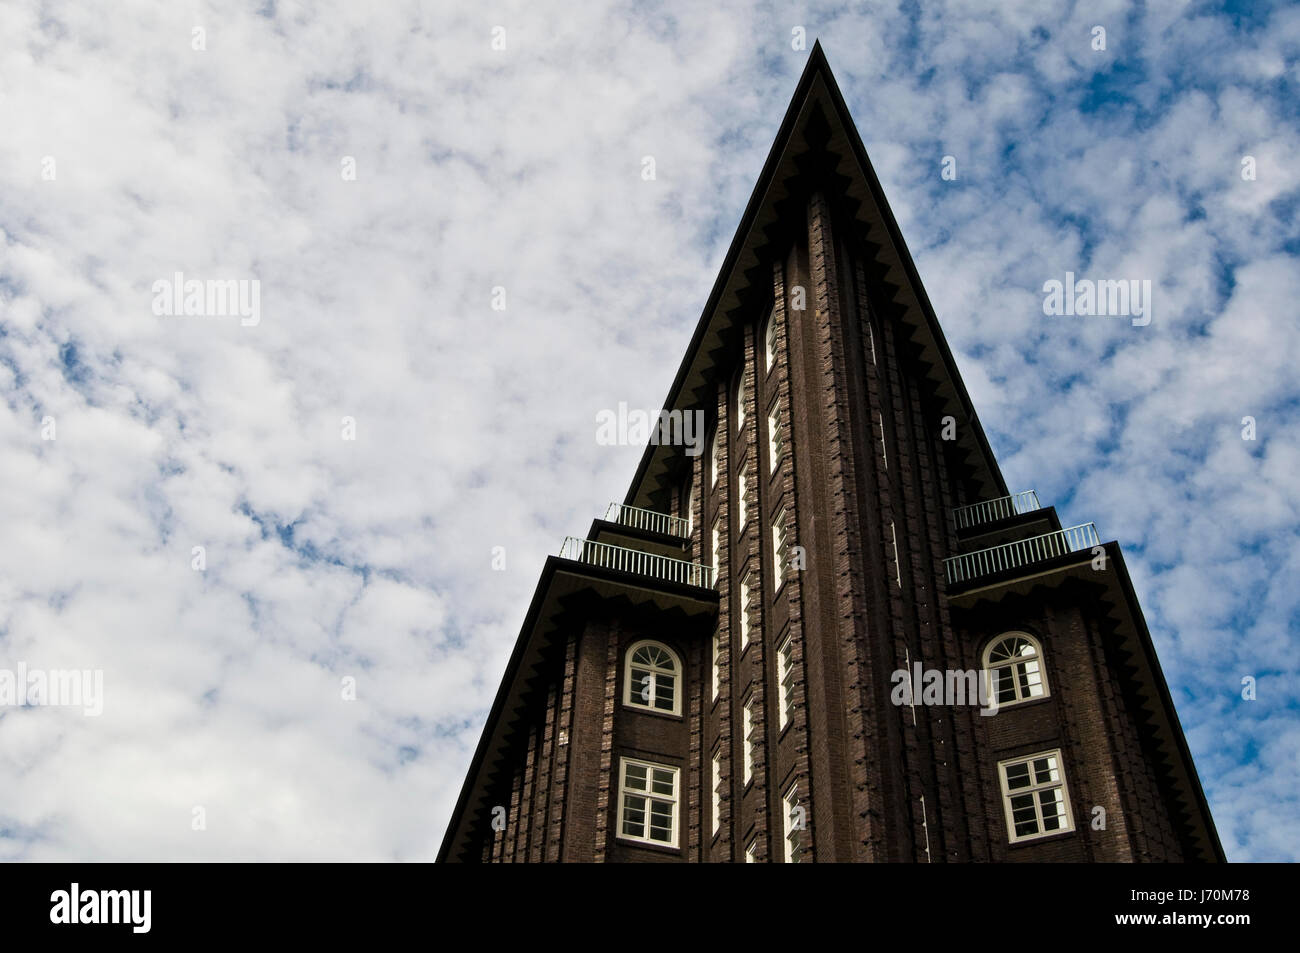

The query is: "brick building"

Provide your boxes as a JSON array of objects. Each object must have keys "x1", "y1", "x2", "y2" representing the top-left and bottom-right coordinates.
[{"x1": 437, "y1": 43, "x2": 1223, "y2": 863}]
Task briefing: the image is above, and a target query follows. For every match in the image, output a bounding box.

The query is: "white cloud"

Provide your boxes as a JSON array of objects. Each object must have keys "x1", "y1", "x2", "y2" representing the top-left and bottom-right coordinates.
[{"x1": 0, "y1": 0, "x2": 1295, "y2": 861}]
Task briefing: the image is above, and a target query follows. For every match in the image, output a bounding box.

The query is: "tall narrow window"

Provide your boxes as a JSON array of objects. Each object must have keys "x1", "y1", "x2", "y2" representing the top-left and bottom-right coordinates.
[
  {"x1": 745, "y1": 839, "x2": 759, "y2": 863},
  {"x1": 711, "y1": 629, "x2": 720, "y2": 702},
  {"x1": 737, "y1": 462, "x2": 748, "y2": 529},
  {"x1": 736, "y1": 368, "x2": 746, "y2": 431},
  {"x1": 772, "y1": 508, "x2": 788, "y2": 585},
  {"x1": 738, "y1": 571, "x2": 752, "y2": 650},
  {"x1": 711, "y1": 517, "x2": 721, "y2": 588},
  {"x1": 878, "y1": 412, "x2": 888, "y2": 470},
  {"x1": 777, "y1": 634, "x2": 795, "y2": 730},
  {"x1": 710, "y1": 429, "x2": 719, "y2": 487},
  {"x1": 890, "y1": 520, "x2": 901, "y2": 588},
  {"x1": 768, "y1": 399, "x2": 784, "y2": 474},
  {"x1": 765, "y1": 309, "x2": 777, "y2": 371},
  {"x1": 743, "y1": 697, "x2": 755, "y2": 786},
  {"x1": 685, "y1": 479, "x2": 695, "y2": 538},
  {"x1": 618, "y1": 758, "x2": 680, "y2": 847},
  {"x1": 711, "y1": 750, "x2": 723, "y2": 836},
  {"x1": 998, "y1": 750, "x2": 1074, "y2": 843},
  {"x1": 623, "y1": 641, "x2": 682, "y2": 715},
  {"x1": 783, "y1": 782, "x2": 804, "y2": 862}
]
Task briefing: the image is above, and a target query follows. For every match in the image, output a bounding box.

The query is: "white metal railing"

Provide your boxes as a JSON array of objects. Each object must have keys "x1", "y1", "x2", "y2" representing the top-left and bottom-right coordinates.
[
  {"x1": 603, "y1": 503, "x2": 691, "y2": 539},
  {"x1": 560, "y1": 536, "x2": 714, "y2": 588},
  {"x1": 952, "y1": 490, "x2": 1042, "y2": 530},
  {"x1": 944, "y1": 522, "x2": 1099, "y2": 586}
]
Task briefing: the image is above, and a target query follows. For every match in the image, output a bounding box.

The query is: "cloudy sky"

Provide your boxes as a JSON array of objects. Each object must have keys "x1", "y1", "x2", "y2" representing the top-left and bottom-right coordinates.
[{"x1": 1, "y1": 0, "x2": 1295, "y2": 861}]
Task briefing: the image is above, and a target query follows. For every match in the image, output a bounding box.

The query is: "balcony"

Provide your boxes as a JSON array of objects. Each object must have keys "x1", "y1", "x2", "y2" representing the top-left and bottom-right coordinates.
[
  {"x1": 951, "y1": 490, "x2": 1042, "y2": 530},
  {"x1": 559, "y1": 536, "x2": 715, "y2": 589},
  {"x1": 944, "y1": 522, "x2": 1099, "y2": 587},
  {"x1": 603, "y1": 503, "x2": 690, "y2": 539}
]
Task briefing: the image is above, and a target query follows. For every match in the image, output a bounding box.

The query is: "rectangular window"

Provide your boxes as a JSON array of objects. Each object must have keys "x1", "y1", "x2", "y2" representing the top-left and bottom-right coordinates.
[
  {"x1": 745, "y1": 839, "x2": 759, "y2": 863},
  {"x1": 711, "y1": 750, "x2": 722, "y2": 836},
  {"x1": 772, "y1": 508, "x2": 788, "y2": 585},
  {"x1": 777, "y1": 635, "x2": 795, "y2": 730},
  {"x1": 998, "y1": 750, "x2": 1074, "y2": 843},
  {"x1": 710, "y1": 430, "x2": 719, "y2": 487},
  {"x1": 739, "y1": 571, "x2": 752, "y2": 649},
  {"x1": 743, "y1": 697, "x2": 755, "y2": 786},
  {"x1": 765, "y1": 310, "x2": 777, "y2": 371},
  {"x1": 736, "y1": 368, "x2": 746, "y2": 431},
  {"x1": 618, "y1": 758, "x2": 680, "y2": 848},
  {"x1": 711, "y1": 517, "x2": 722, "y2": 588},
  {"x1": 737, "y1": 462, "x2": 748, "y2": 529},
  {"x1": 768, "y1": 399, "x2": 784, "y2": 474},
  {"x1": 783, "y1": 782, "x2": 804, "y2": 863},
  {"x1": 711, "y1": 630, "x2": 720, "y2": 701}
]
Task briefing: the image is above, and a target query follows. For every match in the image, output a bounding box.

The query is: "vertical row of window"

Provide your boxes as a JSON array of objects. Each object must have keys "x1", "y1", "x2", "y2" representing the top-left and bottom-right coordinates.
[
  {"x1": 720, "y1": 307, "x2": 797, "y2": 859},
  {"x1": 634, "y1": 306, "x2": 798, "y2": 859},
  {"x1": 742, "y1": 697, "x2": 755, "y2": 786},
  {"x1": 700, "y1": 306, "x2": 786, "y2": 591}
]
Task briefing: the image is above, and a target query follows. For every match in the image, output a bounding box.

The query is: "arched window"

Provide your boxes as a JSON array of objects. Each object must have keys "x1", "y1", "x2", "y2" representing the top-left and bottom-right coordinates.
[
  {"x1": 624, "y1": 641, "x2": 682, "y2": 715},
  {"x1": 982, "y1": 633, "x2": 1049, "y2": 707}
]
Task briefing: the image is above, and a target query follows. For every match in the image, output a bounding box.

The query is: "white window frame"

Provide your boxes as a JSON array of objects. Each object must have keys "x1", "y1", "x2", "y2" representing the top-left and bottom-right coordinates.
[
  {"x1": 711, "y1": 750, "x2": 723, "y2": 836},
  {"x1": 617, "y1": 757, "x2": 680, "y2": 848},
  {"x1": 890, "y1": 520, "x2": 901, "y2": 588},
  {"x1": 878, "y1": 411, "x2": 888, "y2": 470},
  {"x1": 622, "y1": 640, "x2": 682, "y2": 716},
  {"x1": 711, "y1": 629, "x2": 720, "y2": 702},
  {"x1": 710, "y1": 429, "x2": 719, "y2": 487},
  {"x1": 783, "y1": 782, "x2": 804, "y2": 862},
  {"x1": 738, "y1": 571, "x2": 752, "y2": 650},
  {"x1": 743, "y1": 697, "x2": 756, "y2": 786},
  {"x1": 745, "y1": 839, "x2": 759, "y2": 863},
  {"x1": 764, "y1": 308, "x2": 777, "y2": 371},
  {"x1": 777, "y1": 634, "x2": 795, "y2": 730},
  {"x1": 711, "y1": 516, "x2": 722, "y2": 589},
  {"x1": 685, "y1": 479, "x2": 695, "y2": 538},
  {"x1": 983, "y1": 633, "x2": 1050, "y2": 708},
  {"x1": 998, "y1": 749, "x2": 1074, "y2": 844},
  {"x1": 768, "y1": 399, "x2": 783, "y2": 474},
  {"x1": 772, "y1": 508, "x2": 788, "y2": 586},
  {"x1": 736, "y1": 367, "x2": 746, "y2": 431},
  {"x1": 737, "y1": 461, "x2": 748, "y2": 530}
]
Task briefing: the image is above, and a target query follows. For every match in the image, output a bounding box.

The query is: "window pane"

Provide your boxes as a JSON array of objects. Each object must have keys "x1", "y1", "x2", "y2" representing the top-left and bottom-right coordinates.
[
  {"x1": 1004, "y1": 762, "x2": 1031, "y2": 790},
  {"x1": 654, "y1": 677, "x2": 675, "y2": 710},
  {"x1": 994, "y1": 666, "x2": 1017, "y2": 702},
  {"x1": 623, "y1": 795, "x2": 646, "y2": 836},
  {"x1": 624, "y1": 764, "x2": 647, "y2": 791},
  {"x1": 651, "y1": 769, "x2": 674, "y2": 795},
  {"x1": 1033, "y1": 756, "x2": 1059, "y2": 784},
  {"x1": 649, "y1": 802, "x2": 673, "y2": 841}
]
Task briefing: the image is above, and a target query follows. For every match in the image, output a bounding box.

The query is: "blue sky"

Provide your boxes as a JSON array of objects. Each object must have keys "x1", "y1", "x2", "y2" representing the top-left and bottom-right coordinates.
[{"x1": 0, "y1": 0, "x2": 1296, "y2": 860}]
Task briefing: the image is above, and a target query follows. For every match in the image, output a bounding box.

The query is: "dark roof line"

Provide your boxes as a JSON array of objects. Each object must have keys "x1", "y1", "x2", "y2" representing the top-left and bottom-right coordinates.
[{"x1": 622, "y1": 39, "x2": 1008, "y2": 507}]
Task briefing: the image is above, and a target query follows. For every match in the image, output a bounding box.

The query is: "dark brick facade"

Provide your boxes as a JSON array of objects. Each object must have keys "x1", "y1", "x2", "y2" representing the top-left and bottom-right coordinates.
[{"x1": 440, "y1": 44, "x2": 1222, "y2": 864}]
